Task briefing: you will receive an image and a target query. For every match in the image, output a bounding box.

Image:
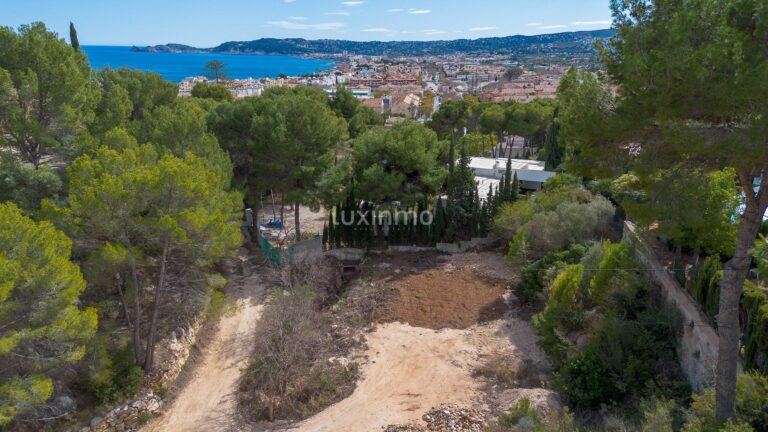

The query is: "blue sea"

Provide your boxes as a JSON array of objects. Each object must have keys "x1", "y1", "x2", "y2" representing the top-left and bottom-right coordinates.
[{"x1": 82, "y1": 46, "x2": 335, "y2": 83}]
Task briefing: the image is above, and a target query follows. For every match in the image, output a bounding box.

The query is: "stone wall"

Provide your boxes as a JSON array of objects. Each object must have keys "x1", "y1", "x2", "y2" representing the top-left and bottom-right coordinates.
[
  {"x1": 83, "y1": 392, "x2": 162, "y2": 432},
  {"x1": 624, "y1": 221, "x2": 719, "y2": 392},
  {"x1": 82, "y1": 316, "x2": 204, "y2": 431}
]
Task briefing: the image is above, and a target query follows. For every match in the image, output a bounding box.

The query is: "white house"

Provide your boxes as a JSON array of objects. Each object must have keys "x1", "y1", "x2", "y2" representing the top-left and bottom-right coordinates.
[{"x1": 468, "y1": 157, "x2": 555, "y2": 191}]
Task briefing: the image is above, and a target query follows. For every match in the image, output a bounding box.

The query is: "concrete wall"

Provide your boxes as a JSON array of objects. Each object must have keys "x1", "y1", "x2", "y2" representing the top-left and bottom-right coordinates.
[{"x1": 624, "y1": 221, "x2": 719, "y2": 391}]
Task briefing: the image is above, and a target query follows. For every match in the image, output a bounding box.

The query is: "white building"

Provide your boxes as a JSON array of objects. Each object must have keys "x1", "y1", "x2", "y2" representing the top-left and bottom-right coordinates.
[{"x1": 468, "y1": 157, "x2": 555, "y2": 191}]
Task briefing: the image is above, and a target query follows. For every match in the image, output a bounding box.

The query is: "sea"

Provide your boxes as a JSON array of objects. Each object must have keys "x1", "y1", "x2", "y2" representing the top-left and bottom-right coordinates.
[{"x1": 82, "y1": 46, "x2": 335, "y2": 83}]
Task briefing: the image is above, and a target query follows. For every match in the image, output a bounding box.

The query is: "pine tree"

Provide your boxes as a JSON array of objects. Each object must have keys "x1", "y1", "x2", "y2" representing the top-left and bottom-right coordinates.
[{"x1": 0, "y1": 203, "x2": 97, "y2": 426}]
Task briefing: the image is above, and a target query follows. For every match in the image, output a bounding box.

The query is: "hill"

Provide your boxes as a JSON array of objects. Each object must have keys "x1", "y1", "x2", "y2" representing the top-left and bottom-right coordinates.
[{"x1": 132, "y1": 29, "x2": 615, "y2": 57}]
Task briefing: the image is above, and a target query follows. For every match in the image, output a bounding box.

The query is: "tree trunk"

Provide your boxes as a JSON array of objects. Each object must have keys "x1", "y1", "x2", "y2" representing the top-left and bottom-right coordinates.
[
  {"x1": 143, "y1": 243, "x2": 169, "y2": 373},
  {"x1": 270, "y1": 189, "x2": 277, "y2": 220},
  {"x1": 294, "y1": 203, "x2": 301, "y2": 240},
  {"x1": 715, "y1": 171, "x2": 768, "y2": 421},
  {"x1": 130, "y1": 261, "x2": 143, "y2": 366}
]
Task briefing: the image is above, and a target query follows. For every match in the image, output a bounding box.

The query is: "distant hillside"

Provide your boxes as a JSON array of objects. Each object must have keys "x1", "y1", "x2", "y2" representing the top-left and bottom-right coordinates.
[{"x1": 132, "y1": 29, "x2": 615, "y2": 57}]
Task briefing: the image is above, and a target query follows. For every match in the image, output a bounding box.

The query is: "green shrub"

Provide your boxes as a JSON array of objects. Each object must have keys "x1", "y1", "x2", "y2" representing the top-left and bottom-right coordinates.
[
  {"x1": 91, "y1": 347, "x2": 144, "y2": 405},
  {"x1": 688, "y1": 256, "x2": 722, "y2": 323},
  {"x1": 683, "y1": 372, "x2": 768, "y2": 431},
  {"x1": 523, "y1": 196, "x2": 614, "y2": 258},
  {"x1": 640, "y1": 398, "x2": 676, "y2": 432},
  {"x1": 741, "y1": 281, "x2": 768, "y2": 374},
  {"x1": 555, "y1": 348, "x2": 619, "y2": 408},
  {"x1": 533, "y1": 264, "x2": 585, "y2": 363},
  {"x1": 498, "y1": 397, "x2": 544, "y2": 429},
  {"x1": 516, "y1": 242, "x2": 593, "y2": 304}
]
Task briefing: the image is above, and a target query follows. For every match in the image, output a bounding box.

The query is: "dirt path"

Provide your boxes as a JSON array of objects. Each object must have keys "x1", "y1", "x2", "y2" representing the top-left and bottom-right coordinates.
[
  {"x1": 293, "y1": 322, "x2": 482, "y2": 432},
  {"x1": 144, "y1": 274, "x2": 265, "y2": 432}
]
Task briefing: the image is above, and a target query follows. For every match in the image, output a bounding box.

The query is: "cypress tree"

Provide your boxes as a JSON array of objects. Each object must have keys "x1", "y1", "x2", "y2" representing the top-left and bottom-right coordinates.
[
  {"x1": 69, "y1": 22, "x2": 80, "y2": 51},
  {"x1": 510, "y1": 172, "x2": 520, "y2": 202},
  {"x1": 543, "y1": 107, "x2": 563, "y2": 171},
  {"x1": 503, "y1": 154, "x2": 513, "y2": 200}
]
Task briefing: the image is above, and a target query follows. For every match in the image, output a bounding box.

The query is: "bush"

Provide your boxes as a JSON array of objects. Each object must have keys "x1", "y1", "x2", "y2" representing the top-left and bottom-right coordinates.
[
  {"x1": 683, "y1": 372, "x2": 768, "y2": 431},
  {"x1": 516, "y1": 242, "x2": 593, "y2": 304},
  {"x1": 533, "y1": 265, "x2": 585, "y2": 362},
  {"x1": 522, "y1": 194, "x2": 614, "y2": 259},
  {"x1": 555, "y1": 348, "x2": 619, "y2": 408},
  {"x1": 498, "y1": 397, "x2": 545, "y2": 429},
  {"x1": 91, "y1": 347, "x2": 144, "y2": 405},
  {"x1": 536, "y1": 240, "x2": 687, "y2": 411},
  {"x1": 689, "y1": 256, "x2": 722, "y2": 323},
  {"x1": 239, "y1": 286, "x2": 357, "y2": 421}
]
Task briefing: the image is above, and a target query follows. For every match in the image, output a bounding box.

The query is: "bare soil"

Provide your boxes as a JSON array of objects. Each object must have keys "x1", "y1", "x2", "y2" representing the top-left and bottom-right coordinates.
[
  {"x1": 376, "y1": 268, "x2": 509, "y2": 329},
  {"x1": 143, "y1": 271, "x2": 267, "y2": 432},
  {"x1": 144, "y1": 250, "x2": 553, "y2": 432}
]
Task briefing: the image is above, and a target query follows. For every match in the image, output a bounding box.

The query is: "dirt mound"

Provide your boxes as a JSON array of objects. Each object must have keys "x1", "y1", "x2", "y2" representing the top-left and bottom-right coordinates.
[
  {"x1": 385, "y1": 405, "x2": 487, "y2": 432},
  {"x1": 377, "y1": 268, "x2": 508, "y2": 329}
]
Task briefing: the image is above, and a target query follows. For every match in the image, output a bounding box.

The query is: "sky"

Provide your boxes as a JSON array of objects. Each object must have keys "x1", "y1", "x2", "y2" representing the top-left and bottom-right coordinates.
[{"x1": 2, "y1": 0, "x2": 613, "y2": 47}]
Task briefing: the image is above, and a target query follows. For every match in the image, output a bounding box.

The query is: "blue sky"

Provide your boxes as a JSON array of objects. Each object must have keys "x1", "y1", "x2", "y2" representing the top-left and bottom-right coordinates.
[{"x1": 2, "y1": 0, "x2": 613, "y2": 46}]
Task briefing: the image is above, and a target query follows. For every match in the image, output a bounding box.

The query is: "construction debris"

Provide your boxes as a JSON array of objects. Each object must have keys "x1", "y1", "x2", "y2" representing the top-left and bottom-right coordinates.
[{"x1": 384, "y1": 405, "x2": 487, "y2": 432}]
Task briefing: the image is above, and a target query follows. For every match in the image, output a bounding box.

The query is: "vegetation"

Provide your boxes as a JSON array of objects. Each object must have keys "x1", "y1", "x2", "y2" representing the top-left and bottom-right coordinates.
[
  {"x1": 204, "y1": 59, "x2": 227, "y2": 81},
  {"x1": 135, "y1": 30, "x2": 615, "y2": 59},
  {"x1": 191, "y1": 82, "x2": 233, "y2": 102},
  {"x1": 240, "y1": 285, "x2": 358, "y2": 421},
  {"x1": 0, "y1": 23, "x2": 96, "y2": 167},
  {"x1": 0, "y1": 203, "x2": 97, "y2": 427}
]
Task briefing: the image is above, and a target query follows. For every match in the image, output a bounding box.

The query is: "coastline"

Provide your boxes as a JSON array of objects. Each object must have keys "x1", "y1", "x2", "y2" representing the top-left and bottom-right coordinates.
[{"x1": 83, "y1": 45, "x2": 336, "y2": 82}]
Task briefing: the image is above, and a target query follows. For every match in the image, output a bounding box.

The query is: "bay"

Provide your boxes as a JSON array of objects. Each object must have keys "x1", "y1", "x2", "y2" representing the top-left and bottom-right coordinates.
[{"x1": 82, "y1": 46, "x2": 335, "y2": 83}]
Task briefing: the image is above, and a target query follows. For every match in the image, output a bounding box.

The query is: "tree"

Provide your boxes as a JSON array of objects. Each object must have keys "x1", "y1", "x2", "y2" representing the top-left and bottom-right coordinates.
[
  {"x1": 208, "y1": 87, "x2": 345, "y2": 239},
  {"x1": 615, "y1": 169, "x2": 740, "y2": 258},
  {"x1": 542, "y1": 107, "x2": 564, "y2": 170},
  {"x1": 205, "y1": 60, "x2": 227, "y2": 81},
  {"x1": 69, "y1": 22, "x2": 80, "y2": 51},
  {"x1": 504, "y1": 67, "x2": 524, "y2": 81},
  {"x1": 330, "y1": 86, "x2": 359, "y2": 120},
  {"x1": 191, "y1": 82, "x2": 233, "y2": 102},
  {"x1": 0, "y1": 23, "x2": 97, "y2": 167},
  {"x1": 419, "y1": 90, "x2": 436, "y2": 118},
  {"x1": 0, "y1": 153, "x2": 63, "y2": 212},
  {"x1": 62, "y1": 144, "x2": 241, "y2": 371},
  {"x1": 0, "y1": 203, "x2": 97, "y2": 427},
  {"x1": 430, "y1": 99, "x2": 471, "y2": 151},
  {"x1": 564, "y1": 0, "x2": 768, "y2": 420},
  {"x1": 445, "y1": 141, "x2": 479, "y2": 241},
  {"x1": 479, "y1": 104, "x2": 507, "y2": 154},
  {"x1": 348, "y1": 105, "x2": 384, "y2": 138},
  {"x1": 94, "y1": 67, "x2": 177, "y2": 125},
  {"x1": 351, "y1": 121, "x2": 447, "y2": 205}
]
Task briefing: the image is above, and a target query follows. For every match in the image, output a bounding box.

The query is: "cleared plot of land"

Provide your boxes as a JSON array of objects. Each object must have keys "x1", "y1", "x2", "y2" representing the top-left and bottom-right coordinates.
[
  {"x1": 292, "y1": 251, "x2": 548, "y2": 432},
  {"x1": 376, "y1": 268, "x2": 509, "y2": 329}
]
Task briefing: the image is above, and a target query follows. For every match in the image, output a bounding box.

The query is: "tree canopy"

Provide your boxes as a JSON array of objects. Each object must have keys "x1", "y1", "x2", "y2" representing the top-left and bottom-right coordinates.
[
  {"x1": 0, "y1": 203, "x2": 97, "y2": 427},
  {"x1": 351, "y1": 121, "x2": 447, "y2": 205},
  {"x1": 0, "y1": 23, "x2": 97, "y2": 166},
  {"x1": 559, "y1": 0, "x2": 768, "y2": 420}
]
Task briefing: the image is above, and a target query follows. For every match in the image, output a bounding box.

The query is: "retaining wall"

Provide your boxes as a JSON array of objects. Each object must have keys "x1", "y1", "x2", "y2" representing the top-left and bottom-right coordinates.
[{"x1": 624, "y1": 221, "x2": 719, "y2": 391}]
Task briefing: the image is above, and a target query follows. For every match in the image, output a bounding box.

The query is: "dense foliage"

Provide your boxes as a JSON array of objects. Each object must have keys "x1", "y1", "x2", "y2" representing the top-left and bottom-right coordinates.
[{"x1": 0, "y1": 203, "x2": 97, "y2": 427}]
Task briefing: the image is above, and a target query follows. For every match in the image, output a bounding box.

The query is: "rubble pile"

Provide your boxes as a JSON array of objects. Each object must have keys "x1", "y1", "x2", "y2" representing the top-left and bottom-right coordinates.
[
  {"x1": 422, "y1": 405, "x2": 486, "y2": 432},
  {"x1": 383, "y1": 405, "x2": 486, "y2": 432}
]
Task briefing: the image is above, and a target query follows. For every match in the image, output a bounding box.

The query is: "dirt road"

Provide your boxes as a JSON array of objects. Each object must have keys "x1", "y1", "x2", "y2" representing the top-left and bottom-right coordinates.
[
  {"x1": 293, "y1": 317, "x2": 544, "y2": 432},
  {"x1": 144, "y1": 274, "x2": 265, "y2": 432}
]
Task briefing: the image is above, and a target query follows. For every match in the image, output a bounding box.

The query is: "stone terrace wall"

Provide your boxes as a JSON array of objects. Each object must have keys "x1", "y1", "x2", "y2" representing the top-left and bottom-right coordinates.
[{"x1": 624, "y1": 221, "x2": 719, "y2": 392}]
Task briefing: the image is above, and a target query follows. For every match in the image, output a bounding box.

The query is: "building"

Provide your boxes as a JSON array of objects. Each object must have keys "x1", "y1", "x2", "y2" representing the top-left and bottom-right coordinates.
[{"x1": 468, "y1": 157, "x2": 555, "y2": 191}]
